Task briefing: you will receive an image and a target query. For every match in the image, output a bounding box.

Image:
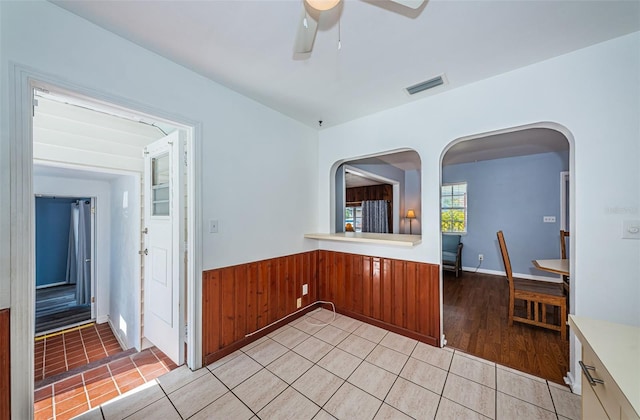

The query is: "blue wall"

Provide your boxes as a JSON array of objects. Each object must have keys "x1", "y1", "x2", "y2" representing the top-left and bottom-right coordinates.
[
  {"x1": 442, "y1": 151, "x2": 569, "y2": 277},
  {"x1": 35, "y1": 197, "x2": 88, "y2": 287}
]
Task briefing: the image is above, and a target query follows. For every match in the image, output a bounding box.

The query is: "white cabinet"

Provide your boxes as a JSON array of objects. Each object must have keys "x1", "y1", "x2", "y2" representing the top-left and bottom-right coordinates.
[{"x1": 569, "y1": 316, "x2": 640, "y2": 420}]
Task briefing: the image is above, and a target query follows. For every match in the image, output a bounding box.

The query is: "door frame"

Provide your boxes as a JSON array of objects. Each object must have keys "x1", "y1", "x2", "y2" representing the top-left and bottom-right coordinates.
[
  {"x1": 8, "y1": 64, "x2": 203, "y2": 417},
  {"x1": 33, "y1": 194, "x2": 97, "y2": 328}
]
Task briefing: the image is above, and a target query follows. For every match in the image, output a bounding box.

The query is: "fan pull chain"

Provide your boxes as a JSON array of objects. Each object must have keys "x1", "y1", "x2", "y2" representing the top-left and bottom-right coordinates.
[{"x1": 338, "y1": 19, "x2": 342, "y2": 50}]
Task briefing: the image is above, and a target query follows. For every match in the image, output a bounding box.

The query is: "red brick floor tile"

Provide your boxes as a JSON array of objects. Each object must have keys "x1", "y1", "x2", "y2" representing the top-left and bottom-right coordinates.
[
  {"x1": 108, "y1": 357, "x2": 136, "y2": 374},
  {"x1": 34, "y1": 385, "x2": 53, "y2": 412},
  {"x1": 83, "y1": 365, "x2": 110, "y2": 381},
  {"x1": 117, "y1": 376, "x2": 146, "y2": 395},
  {"x1": 44, "y1": 366, "x2": 67, "y2": 377},
  {"x1": 90, "y1": 389, "x2": 120, "y2": 409},
  {"x1": 112, "y1": 368, "x2": 142, "y2": 384},
  {"x1": 66, "y1": 358, "x2": 90, "y2": 370},
  {"x1": 141, "y1": 366, "x2": 169, "y2": 382},
  {"x1": 53, "y1": 374, "x2": 84, "y2": 396},
  {"x1": 87, "y1": 352, "x2": 108, "y2": 363},
  {"x1": 55, "y1": 391, "x2": 88, "y2": 415},
  {"x1": 86, "y1": 379, "x2": 117, "y2": 401},
  {"x1": 34, "y1": 405, "x2": 54, "y2": 420},
  {"x1": 56, "y1": 403, "x2": 90, "y2": 420},
  {"x1": 84, "y1": 375, "x2": 114, "y2": 392}
]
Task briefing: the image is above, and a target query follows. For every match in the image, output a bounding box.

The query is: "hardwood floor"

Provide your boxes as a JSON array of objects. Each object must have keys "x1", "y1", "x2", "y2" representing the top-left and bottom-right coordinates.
[{"x1": 443, "y1": 270, "x2": 569, "y2": 384}]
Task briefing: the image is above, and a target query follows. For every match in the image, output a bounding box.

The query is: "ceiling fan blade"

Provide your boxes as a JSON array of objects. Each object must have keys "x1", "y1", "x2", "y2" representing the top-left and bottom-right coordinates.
[
  {"x1": 294, "y1": 7, "x2": 319, "y2": 54},
  {"x1": 388, "y1": 0, "x2": 425, "y2": 9}
]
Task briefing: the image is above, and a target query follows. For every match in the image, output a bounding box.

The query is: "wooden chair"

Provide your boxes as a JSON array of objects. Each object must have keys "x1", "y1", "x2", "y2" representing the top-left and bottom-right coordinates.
[
  {"x1": 560, "y1": 230, "x2": 569, "y2": 259},
  {"x1": 497, "y1": 231, "x2": 567, "y2": 339},
  {"x1": 442, "y1": 234, "x2": 463, "y2": 277},
  {"x1": 560, "y1": 230, "x2": 570, "y2": 292}
]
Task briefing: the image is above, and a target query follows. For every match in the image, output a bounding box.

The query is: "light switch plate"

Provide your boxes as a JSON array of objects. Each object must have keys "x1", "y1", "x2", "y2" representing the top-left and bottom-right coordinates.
[
  {"x1": 209, "y1": 220, "x2": 218, "y2": 233},
  {"x1": 623, "y1": 220, "x2": 640, "y2": 239}
]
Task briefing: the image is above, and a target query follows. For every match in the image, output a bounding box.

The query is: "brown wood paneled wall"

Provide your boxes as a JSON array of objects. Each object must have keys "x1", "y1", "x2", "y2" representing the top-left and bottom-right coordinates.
[
  {"x1": 346, "y1": 184, "x2": 393, "y2": 204},
  {"x1": 202, "y1": 251, "x2": 319, "y2": 364},
  {"x1": 318, "y1": 250, "x2": 440, "y2": 346},
  {"x1": 0, "y1": 308, "x2": 10, "y2": 419}
]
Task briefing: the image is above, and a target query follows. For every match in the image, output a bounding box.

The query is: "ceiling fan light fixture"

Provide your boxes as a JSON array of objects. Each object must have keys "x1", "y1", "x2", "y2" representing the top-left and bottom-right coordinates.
[{"x1": 305, "y1": 0, "x2": 340, "y2": 11}]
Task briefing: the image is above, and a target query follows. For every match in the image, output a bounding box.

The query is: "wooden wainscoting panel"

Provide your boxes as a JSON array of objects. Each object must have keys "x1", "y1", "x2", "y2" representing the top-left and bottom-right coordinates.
[
  {"x1": 318, "y1": 250, "x2": 440, "y2": 346},
  {"x1": 0, "y1": 308, "x2": 10, "y2": 419},
  {"x1": 202, "y1": 251, "x2": 319, "y2": 364}
]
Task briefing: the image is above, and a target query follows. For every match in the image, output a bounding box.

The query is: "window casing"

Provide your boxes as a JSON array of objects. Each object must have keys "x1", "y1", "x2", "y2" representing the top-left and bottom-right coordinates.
[
  {"x1": 345, "y1": 206, "x2": 363, "y2": 232},
  {"x1": 441, "y1": 183, "x2": 467, "y2": 233}
]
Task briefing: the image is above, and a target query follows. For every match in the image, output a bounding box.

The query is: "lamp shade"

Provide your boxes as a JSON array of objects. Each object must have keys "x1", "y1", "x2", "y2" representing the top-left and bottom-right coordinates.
[
  {"x1": 406, "y1": 209, "x2": 416, "y2": 219},
  {"x1": 305, "y1": 0, "x2": 341, "y2": 11}
]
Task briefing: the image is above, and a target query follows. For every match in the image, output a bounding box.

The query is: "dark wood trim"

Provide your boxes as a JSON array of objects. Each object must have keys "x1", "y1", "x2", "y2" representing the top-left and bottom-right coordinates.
[{"x1": 0, "y1": 308, "x2": 10, "y2": 420}]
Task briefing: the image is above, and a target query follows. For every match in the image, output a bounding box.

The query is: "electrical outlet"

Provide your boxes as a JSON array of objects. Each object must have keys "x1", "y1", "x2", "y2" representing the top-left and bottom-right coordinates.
[
  {"x1": 478, "y1": 254, "x2": 484, "y2": 261},
  {"x1": 209, "y1": 219, "x2": 219, "y2": 233},
  {"x1": 302, "y1": 284, "x2": 308, "y2": 295},
  {"x1": 543, "y1": 216, "x2": 556, "y2": 223},
  {"x1": 296, "y1": 298, "x2": 302, "y2": 308}
]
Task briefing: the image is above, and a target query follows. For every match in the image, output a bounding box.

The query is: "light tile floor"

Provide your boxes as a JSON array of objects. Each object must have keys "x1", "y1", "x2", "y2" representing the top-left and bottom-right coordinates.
[{"x1": 76, "y1": 309, "x2": 581, "y2": 420}]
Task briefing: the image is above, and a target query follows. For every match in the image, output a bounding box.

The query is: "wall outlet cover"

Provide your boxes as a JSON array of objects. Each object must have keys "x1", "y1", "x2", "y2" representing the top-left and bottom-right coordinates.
[
  {"x1": 623, "y1": 220, "x2": 640, "y2": 239},
  {"x1": 296, "y1": 297, "x2": 302, "y2": 308}
]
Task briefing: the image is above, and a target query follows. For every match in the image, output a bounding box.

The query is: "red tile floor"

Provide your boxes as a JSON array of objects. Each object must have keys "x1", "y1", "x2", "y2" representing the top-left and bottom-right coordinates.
[
  {"x1": 35, "y1": 323, "x2": 123, "y2": 382},
  {"x1": 34, "y1": 323, "x2": 179, "y2": 420}
]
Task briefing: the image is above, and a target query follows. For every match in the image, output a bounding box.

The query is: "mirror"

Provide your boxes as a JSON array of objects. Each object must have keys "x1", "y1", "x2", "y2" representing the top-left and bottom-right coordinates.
[{"x1": 335, "y1": 150, "x2": 421, "y2": 234}]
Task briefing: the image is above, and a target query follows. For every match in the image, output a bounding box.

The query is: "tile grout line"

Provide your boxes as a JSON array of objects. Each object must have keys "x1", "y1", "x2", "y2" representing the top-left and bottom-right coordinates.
[
  {"x1": 79, "y1": 326, "x2": 90, "y2": 367},
  {"x1": 104, "y1": 362, "x2": 123, "y2": 397},
  {"x1": 156, "y1": 379, "x2": 185, "y2": 419},
  {"x1": 62, "y1": 331, "x2": 69, "y2": 372},
  {"x1": 95, "y1": 324, "x2": 110, "y2": 359}
]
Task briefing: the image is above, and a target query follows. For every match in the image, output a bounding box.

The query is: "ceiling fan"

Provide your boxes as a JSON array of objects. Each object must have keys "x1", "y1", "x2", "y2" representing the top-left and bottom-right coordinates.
[{"x1": 294, "y1": 0, "x2": 426, "y2": 54}]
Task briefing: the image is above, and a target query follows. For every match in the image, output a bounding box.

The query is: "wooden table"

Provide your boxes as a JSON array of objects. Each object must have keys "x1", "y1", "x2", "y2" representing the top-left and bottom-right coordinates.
[{"x1": 532, "y1": 259, "x2": 569, "y2": 276}]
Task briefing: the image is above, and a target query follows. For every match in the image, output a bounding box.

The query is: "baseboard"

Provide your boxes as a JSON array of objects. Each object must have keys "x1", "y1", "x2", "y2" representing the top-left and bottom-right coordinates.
[
  {"x1": 565, "y1": 370, "x2": 580, "y2": 394},
  {"x1": 107, "y1": 317, "x2": 130, "y2": 351},
  {"x1": 461, "y1": 266, "x2": 562, "y2": 283}
]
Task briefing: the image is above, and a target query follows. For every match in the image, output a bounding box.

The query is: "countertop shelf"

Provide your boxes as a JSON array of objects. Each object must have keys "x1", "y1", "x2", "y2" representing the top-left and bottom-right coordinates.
[
  {"x1": 568, "y1": 315, "x2": 640, "y2": 416},
  {"x1": 304, "y1": 232, "x2": 422, "y2": 247}
]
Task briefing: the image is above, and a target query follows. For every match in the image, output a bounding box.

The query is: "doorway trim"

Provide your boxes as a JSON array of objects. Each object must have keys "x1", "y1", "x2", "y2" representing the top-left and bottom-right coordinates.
[{"x1": 9, "y1": 63, "x2": 203, "y2": 417}]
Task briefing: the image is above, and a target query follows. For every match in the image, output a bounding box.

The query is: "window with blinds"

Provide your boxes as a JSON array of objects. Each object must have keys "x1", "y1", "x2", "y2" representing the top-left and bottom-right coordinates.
[{"x1": 441, "y1": 182, "x2": 467, "y2": 233}]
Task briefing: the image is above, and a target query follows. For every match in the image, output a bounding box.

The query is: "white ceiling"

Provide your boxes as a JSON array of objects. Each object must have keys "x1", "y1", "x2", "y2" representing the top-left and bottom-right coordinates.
[{"x1": 52, "y1": 0, "x2": 640, "y2": 129}]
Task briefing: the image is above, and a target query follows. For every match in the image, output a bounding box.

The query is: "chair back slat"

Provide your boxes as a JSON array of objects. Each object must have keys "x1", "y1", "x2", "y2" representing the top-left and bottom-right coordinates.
[
  {"x1": 496, "y1": 231, "x2": 514, "y2": 294},
  {"x1": 560, "y1": 230, "x2": 570, "y2": 259}
]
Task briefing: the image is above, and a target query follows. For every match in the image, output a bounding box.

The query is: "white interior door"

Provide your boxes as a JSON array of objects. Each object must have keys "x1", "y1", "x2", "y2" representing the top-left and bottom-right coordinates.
[{"x1": 143, "y1": 131, "x2": 184, "y2": 365}]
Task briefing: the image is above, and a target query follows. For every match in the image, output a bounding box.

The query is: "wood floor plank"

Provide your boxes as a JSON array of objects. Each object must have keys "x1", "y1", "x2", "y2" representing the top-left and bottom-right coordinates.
[{"x1": 443, "y1": 271, "x2": 569, "y2": 384}]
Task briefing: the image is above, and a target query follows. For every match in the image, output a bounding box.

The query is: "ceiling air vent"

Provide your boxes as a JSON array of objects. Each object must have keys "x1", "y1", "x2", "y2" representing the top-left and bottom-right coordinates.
[{"x1": 405, "y1": 75, "x2": 444, "y2": 95}]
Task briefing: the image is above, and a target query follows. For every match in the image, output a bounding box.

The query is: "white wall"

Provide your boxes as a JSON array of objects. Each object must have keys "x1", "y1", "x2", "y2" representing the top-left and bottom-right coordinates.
[
  {"x1": 318, "y1": 32, "x2": 640, "y2": 325},
  {"x1": 0, "y1": 0, "x2": 319, "y2": 270},
  {"x1": 317, "y1": 32, "x2": 639, "y2": 390},
  {"x1": 404, "y1": 169, "x2": 421, "y2": 234},
  {"x1": 109, "y1": 174, "x2": 141, "y2": 350},
  {"x1": 33, "y1": 175, "x2": 112, "y2": 323}
]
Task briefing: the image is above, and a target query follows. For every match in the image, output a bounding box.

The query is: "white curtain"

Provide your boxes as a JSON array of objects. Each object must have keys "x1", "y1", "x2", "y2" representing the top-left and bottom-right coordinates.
[
  {"x1": 65, "y1": 201, "x2": 91, "y2": 305},
  {"x1": 362, "y1": 200, "x2": 389, "y2": 233}
]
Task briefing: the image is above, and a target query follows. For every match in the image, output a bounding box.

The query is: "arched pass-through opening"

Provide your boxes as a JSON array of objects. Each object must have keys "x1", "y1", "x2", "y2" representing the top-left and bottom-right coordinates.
[
  {"x1": 330, "y1": 149, "x2": 422, "y2": 236},
  {"x1": 439, "y1": 122, "x2": 574, "y2": 385}
]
